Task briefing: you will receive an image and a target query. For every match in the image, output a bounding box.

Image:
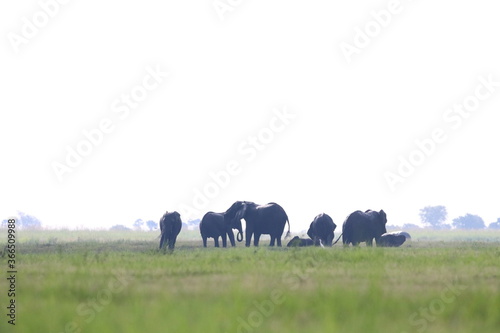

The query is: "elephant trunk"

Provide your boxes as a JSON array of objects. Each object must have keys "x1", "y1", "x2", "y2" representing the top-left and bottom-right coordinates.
[
  {"x1": 325, "y1": 235, "x2": 334, "y2": 247},
  {"x1": 332, "y1": 233, "x2": 343, "y2": 245},
  {"x1": 237, "y1": 231, "x2": 243, "y2": 242}
]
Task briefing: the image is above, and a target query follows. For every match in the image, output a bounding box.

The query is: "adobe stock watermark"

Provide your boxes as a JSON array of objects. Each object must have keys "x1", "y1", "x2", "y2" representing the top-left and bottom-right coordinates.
[
  {"x1": 385, "y1": 74, "x2": 499, "y2": 192},
  {"x1": 51, "y1": 64, "x2": 168, "y2": 182},
  {"x1": 56, "y1": 272, "x2": 129, "y2": 333},
  {"x1": 7, "y1": 0, "x2": 71, "y2": 54},
  {"x1": 406, "y1": 282, "x2": 466, "y2": 333},
  {"x1": 234, "y1": 257, "x2": 318, "y2": 333},
  {"x1": 340, "y1": 0, "x2": 415, "y2": 64},
  {"x1": 177, "y1": 106, "x2": 296, "y2": 220},
  {"x1": 212, "y1": 0, "x2": 245, "y2": 21},
  {"x1": 382, "y1": 263, "x2": 467, "y2": 333}
]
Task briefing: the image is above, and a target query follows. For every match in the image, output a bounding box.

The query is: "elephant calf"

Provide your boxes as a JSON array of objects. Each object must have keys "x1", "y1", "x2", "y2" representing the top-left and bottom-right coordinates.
[
  {"x1": 287, "y1": 236, "x2": 314, "y2": 247},
  {"x1": 377, "y1": 232, "x2": 407, "y2": 247}
]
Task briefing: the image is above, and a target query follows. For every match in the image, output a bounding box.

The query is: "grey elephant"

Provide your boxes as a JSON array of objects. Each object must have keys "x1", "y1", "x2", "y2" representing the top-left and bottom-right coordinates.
[
  {"x1": 199, "y1": 211, "x2": 243, "y2": 247},
  {"x1": 287, "y1": 236, "x2": 314, "y2": 247},
  {"x1": 378, "y1": 231, "x2": 410, "y2": 247},
  {"x1": 159, "y1": 211, "x2": 182, "y2": 250},
  {"x1": 342, "y1": 209, "x2": 387, "y2": 246},
  {"x1": 307, "y1": 213, "x2": 337, "y2": 246},
  {"x1": 224, "y1": 201, "x2": 290, "y2": 247},
  {"x1": 393, "y1": 231, "x2": 411, "y2": 240}
]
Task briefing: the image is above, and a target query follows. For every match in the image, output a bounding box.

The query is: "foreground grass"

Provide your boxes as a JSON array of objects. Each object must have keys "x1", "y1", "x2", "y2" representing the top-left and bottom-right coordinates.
[{"x1": 1, "y1": 231, "x2": 500, "y2": 333}]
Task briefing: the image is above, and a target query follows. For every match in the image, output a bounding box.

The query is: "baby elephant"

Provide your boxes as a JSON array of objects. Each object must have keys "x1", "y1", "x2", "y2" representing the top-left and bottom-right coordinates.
[
  {"x1": 377, "y1": 231, "x2": 409, "y2": 247},
  {"x1": 287, "y1": 236, "x2": 314, "y2": 247}
]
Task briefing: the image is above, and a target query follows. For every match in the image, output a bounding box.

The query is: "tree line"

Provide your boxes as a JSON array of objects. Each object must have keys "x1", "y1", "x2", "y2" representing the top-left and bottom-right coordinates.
[
  {"x1": 409, "y1": 205, "x2": 500, "y2": 230},
  {"x1": 3, "y1": 207, "x2": 500, "y2": 230}
]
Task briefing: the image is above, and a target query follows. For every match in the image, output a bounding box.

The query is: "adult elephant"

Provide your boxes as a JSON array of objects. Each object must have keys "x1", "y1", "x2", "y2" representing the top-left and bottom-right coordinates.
[
  {"x1": 342, "y1": 209, "x2": 387, "y2": 246},
  {"x1": 307, "y1": 213, "x2": 337, "y2": 246},
  {"x1": 199, "y1": 211, "x2": 244, "y2": 247},
  {"x1": 224, "y1": 201, "x2": 290, "y2": 247},
  {"x1": 159, "y1": 211, "x2": 182, "y2": 250}
]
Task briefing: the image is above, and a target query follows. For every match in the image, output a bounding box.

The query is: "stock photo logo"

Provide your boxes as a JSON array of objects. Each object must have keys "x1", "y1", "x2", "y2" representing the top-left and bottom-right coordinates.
[
  {"x1": 384, "y1": 74, "x2": 499, "y2": 191},
  {"x1": 51, "y1": 64, "x2": 168, "y2": 182},
  {"x1": 234, "y1": 257, "x2": 317, "y2": 333},
  {"x1": 212, "y1": 0, "x2": 245, "y2": 21},
  {"x1": 177, "y1": 106, "x2": 296, "y2": 219},
  {"x1": 339, "y1": 0, "x2": 416, "y2": 64},
  {"x1": 7, "y1": 0, "x2": 72, "y2": 53},
  {"x1": 56, "y1": 273, "x2": 129, "y2": 333},
  {"x1": 407, "y1": 282, "x2": 467, "y2": 333}
]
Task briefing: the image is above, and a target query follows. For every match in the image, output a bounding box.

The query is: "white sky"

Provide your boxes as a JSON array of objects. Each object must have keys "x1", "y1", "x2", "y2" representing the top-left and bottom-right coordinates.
[{"x1": 1, "y1": 0, "x2": 499, "y2": 231}]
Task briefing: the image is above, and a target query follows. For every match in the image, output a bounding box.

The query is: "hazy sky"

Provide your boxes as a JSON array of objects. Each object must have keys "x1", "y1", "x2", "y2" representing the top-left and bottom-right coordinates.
[{"x1": 1, "y1": 1, "x2": 499, "y2": 232}]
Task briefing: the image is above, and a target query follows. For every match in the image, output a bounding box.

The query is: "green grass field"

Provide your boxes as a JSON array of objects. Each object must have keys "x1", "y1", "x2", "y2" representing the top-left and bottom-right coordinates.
[{"x1": 1, "y1": 229, "x2": 500, "y2": 333}]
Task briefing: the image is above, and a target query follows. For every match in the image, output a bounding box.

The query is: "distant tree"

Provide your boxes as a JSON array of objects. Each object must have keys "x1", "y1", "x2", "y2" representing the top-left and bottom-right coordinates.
[
  {"x1": 452, "y1": 214, "x2": 486, "y2": 229},
  {"x1": 403, "y1": 223, "x2": 420, "y2": 229},
  {"x1": 419, "y1": 206, "x2": 448, "y2": 229},
  {"x1": 488, "y1": 218, "x2": 500, "y2": 229},
  {"x1": 17, "y1": 212, "x2": 42, "y2": 229},
  {"x1": 386, "y1": 224, "x2": 401, "y2": 230},
  {"x1": 182, "y1": 218, "x2": 201, "y2": 230},
  {"x1": 133, "y1": 219, "x2": 144, "y2": 230},
  {"x1": 187, "y1": 219, "x2": 201, "y2": 227},
  {"x1": 110, "y1": 225, "x2": 131, "y2": 231},
  {"x1": 146, "y1": 220, "x2": 158, "y2": 231}
]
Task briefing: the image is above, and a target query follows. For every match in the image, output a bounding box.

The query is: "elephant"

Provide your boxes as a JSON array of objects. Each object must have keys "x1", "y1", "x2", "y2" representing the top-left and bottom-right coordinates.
[
  {"x1": 199, "y1": 211, "x2": 244, "y2": 247},
  {"x1": 307, "y1": 213, "x2": 337, "y2": 246},
  {"x1": 224, "y1": 201, "x2": 290, "y2": 247},
  {"x1": 159, "y1": 211, "x2": 182, "y2": 250},
  {"x1": 342, "y1": 209, "x2": 387, "y2": 246},
  {"x1": 377, "y1": 233, "x2": 406, "y2": 247},
  {"x1": 287, "y1": 236, "x2": 314, "y2": 247},
  {"x1": 378, "y1": 231, "x2": 411, "y2": 247},
  {"x1": 393, "y1": 231, "x2": 411, "y2": 240}
]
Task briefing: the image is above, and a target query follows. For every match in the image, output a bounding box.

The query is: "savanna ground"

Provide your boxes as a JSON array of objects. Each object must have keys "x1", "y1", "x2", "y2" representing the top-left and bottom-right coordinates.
[{"x1": 1, "y1": 229, "x2": 499, "y2": 333}]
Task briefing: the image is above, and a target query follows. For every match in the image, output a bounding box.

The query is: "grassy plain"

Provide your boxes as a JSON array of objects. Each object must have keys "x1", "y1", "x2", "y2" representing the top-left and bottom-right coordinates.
[{"x1": 1, "y1": 229, "x2": 499, "y2": 333}]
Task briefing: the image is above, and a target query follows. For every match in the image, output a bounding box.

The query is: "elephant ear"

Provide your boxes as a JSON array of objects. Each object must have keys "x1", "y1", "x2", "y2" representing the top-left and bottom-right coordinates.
[
  {"x1": 307, "y1": 222, "x2": 314, "y2": 239},
  {"x1": 379, "y1": 210, "x2": 387, "y2": 224}
]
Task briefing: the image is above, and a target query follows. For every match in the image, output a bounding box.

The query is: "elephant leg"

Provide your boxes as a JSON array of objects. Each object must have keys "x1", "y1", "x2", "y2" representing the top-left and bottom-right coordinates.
[
  {"x1": 245, "y1": 229, "x2": 253, "y2": 247},
  {"x1": 161, "y1": 232, "x2": 171, "y2": 249},
  {"x1": 222, "y1": 234, "x2": 227, "y2": 248},
  {"x1": 214, "y1": 237, "x2": 219, "y2": 247},
  {"x1": 159, "y1": 234, "x2": 165, "y2": 249},
  {"x1": 366, "y1": 239, "x2": 373, "y2": 247},
  {"x1": 254, "y1": 233, "x2": 261, "y2": 247},
  {"x1": 228, "y1": 231, "x2": 236, "y2": 247},
  {"x1": 202, "y1": 236, "x2": 207, "y2": 248},
  {"x1": 269, "y1": 236, "x2": 276, "y2": 247},
  {"x1": 169, "y1": 235, "x2": 178, "y2": 250},
  {"x1": 276, "y1": 236, "x2": 282, "y2": 247}
]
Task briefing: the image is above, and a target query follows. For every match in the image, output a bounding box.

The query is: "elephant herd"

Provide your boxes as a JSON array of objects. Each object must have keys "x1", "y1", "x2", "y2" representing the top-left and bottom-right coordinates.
[{"x1": 158, "y1": 201, "x2": 410, "y2": 250}]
